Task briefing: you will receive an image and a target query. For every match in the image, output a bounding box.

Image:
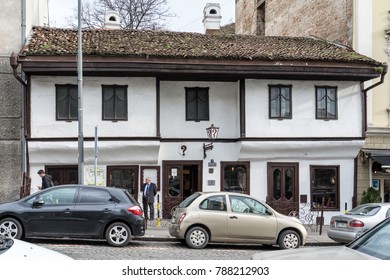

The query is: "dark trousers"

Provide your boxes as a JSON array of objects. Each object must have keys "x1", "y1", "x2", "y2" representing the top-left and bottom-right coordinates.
[{"x1": 142, "y1": 198, "x2": 154, "y2": 220}]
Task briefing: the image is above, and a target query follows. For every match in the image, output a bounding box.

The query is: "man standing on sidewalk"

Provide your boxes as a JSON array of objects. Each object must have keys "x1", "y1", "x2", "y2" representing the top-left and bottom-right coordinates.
[{"x1": 142, "y1": 177, "x2": 157, "y2": 220}]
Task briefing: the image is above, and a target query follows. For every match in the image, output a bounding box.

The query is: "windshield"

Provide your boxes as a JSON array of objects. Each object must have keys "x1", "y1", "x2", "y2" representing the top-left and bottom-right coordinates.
[
  {"x1": 349, "y1": 218, "x2": 390, "y2": 260},
  {"x1": 347, "y1": 204, "x2": 380, "y2": 216},
  {"x1": 179, "y1": 193, "x2": 202, "y2": 208}
]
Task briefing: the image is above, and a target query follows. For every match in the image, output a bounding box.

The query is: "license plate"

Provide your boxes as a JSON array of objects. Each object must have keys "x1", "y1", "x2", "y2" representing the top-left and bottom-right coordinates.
[{"x1": 336, "y1": 222, "x2": 347, "y2": 228}]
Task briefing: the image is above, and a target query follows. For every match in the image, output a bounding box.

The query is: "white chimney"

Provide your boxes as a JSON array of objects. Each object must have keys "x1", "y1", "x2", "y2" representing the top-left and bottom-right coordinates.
[
  {"x1": 104, "y1": 10, "x2": 121, "y2": 29},
  {"x1": 203, "y1": 3, "x2": 222, "y2": 34}
]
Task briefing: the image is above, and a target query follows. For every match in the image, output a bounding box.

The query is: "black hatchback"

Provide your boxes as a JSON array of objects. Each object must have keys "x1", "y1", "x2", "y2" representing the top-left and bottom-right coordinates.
[{"x1": 0, "y1": 185, "x2": 145, "y2": 247}]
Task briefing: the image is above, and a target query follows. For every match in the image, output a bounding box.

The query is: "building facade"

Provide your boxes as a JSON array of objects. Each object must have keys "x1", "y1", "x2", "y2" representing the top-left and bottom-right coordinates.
[
  {"x1": 15, "y1": 3, "x2": 383, "y2": 224},
  {"x1": 0, "y1": 0, "x2": 48, "y2": 202},
  {"x1": 235, "y1": 0, "x2": 390, "y2": 205}
]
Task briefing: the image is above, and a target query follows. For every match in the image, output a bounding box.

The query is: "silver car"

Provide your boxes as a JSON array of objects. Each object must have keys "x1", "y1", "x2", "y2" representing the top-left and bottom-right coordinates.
[
  {"x1": 168, "y1": 192, "x2": 307, "y2": 249},
  {"x1": 252, "y1": 217, "x2": 390, "y2": 260},
  {"x1": 327, "y1": 203, "x2": 390, "y2": 243}
]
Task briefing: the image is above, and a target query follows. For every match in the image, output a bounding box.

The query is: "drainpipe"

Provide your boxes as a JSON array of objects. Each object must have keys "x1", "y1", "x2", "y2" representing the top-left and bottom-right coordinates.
[{"x1": 363, "y1": 63, "x2": 388, "y2": 133}]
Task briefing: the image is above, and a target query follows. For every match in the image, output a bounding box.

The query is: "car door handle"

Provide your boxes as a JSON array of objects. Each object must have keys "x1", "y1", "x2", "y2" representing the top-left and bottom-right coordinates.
[
  {"x1": 63, "y1": 208, "x2": 72, "y2": 214},
  {"x1": 229, "y1": 216, "x2": 238, "y2": 219},
  {"x1": 103, "y1": 208, "x2": 111, "y2": 213}
]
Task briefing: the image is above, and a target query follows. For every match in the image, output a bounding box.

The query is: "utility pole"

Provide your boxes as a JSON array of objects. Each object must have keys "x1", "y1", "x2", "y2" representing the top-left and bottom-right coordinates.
[{"x1": 77, "y1": 0, "x2": 84, "y2": 184}]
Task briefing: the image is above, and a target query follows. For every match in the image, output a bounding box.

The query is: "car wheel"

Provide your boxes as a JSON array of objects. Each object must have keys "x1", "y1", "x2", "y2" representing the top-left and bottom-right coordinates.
[
  {"x1": 105, "y1": 222, "x2": 131, "y2": 247},
  {"x1": 278, "y1": 230, "x2": 301, "y2": 249},
  {"x1": 0, "y1": 217, "x2": 23, "y2": 239},
  {"x1": 185, "y1": 226, "x2": 209, "y2": 249}
]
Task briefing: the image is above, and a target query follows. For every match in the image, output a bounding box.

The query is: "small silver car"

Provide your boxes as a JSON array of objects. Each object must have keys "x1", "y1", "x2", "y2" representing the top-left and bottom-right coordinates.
[
  {"x1": 252, "y1": 217, "x2": 390, "y2": 260},
  {"x1": 327, "y1": 203, "x2": 390, "y2": 243},
  {"x1": 168, "y1": 192, "x2": 307, "y2": 249}
]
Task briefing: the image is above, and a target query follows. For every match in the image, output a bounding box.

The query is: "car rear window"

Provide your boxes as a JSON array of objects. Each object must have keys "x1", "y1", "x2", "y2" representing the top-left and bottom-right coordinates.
[
  {"x1": 179, "y1": 193, "x2": 202, "y2": 208},
  {"x1": 348, "y1": 205, "x2": 380, "y2": 216}
]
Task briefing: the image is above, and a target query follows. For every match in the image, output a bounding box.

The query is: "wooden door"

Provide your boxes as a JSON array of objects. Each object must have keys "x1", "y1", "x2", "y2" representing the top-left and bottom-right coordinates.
[{"x1": 267, "y1": 163, "x2": 299, "y2": 215}]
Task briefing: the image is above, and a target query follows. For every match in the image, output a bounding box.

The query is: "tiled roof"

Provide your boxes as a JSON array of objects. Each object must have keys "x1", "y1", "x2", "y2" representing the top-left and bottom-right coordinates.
[{"x1": 21, "y1": 26, "x2": 380, "y2": 66}]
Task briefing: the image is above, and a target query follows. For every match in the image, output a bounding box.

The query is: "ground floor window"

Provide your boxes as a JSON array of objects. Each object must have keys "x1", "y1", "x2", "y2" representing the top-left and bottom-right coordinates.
[
  {"x1": 310, "y1": 165, "x2": 339, "y2": 210},
  {"x1": 107, "y1": 166, "x2": 138, "y2": 196},
  {"x1": 221, "y1": 162, "x2": 250, "y2": 194}
]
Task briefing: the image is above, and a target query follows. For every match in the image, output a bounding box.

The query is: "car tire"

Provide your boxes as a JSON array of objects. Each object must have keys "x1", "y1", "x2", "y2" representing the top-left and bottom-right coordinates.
[
  {"x1": 0, "y1": 217, "x2": 23, "y2": 239},
  {"x1": 105, "y1": 222, "x2": 132, "y2": 247},
  {"x1": 185, "y1": 226, "x2": 209, "y2": 249},
  {"x1": 278, "y1": 230, "x2": 301, "y2": 249}
]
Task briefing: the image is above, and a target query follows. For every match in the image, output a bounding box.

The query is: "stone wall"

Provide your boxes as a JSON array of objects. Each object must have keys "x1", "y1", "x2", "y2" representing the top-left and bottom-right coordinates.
[
  {"x1": 0, "y1": 56, "x2": 22, "y2": 202},
  {"x1": 236, "y1": 0, "x2": 353, "y2": 47}
]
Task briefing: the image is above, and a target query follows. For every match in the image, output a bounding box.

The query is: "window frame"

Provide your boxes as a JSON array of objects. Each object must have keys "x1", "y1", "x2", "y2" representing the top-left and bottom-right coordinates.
[
  {"x1": 268, "y1": 84, "x2": 292, "y2": 119},
  {"x1": 315, "y1": 86, "x2": 338, "y2": 120},
  {"x1": 56, "y1": 84, "x2": 78, "y2": 121},
  {"x1": 310, "y1": 165, "x2": 340, "y2": 211},
  {"x1": 185, "y1": 87, "x2": 210, "y2": 122},
  {"x1": 102, "y1": 85, "x2": 128, "y2": 121},
  {"x1": 220, "y1": 161, "x2": 250, "y2": 194}
]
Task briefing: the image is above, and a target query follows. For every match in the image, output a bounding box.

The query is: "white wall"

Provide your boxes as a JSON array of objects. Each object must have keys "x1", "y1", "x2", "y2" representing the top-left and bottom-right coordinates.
[
  {"x1": 30, "y1": 76, "x2": 157, "y2": 138},
  {"x1": 246, "y1": 79, "x2": 363, "y2": 137},
  {"x1": 160, "y1": 81, "x2": 239, "y2": 139}
]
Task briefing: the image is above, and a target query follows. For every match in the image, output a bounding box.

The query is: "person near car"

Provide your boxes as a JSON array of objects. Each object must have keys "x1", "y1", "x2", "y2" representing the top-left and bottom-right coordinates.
[
  {"x1": 37, "y1": 169, "x2": 54, "y2": 190},
  {"x1": 141, "y1": 177, "x2": 157, "y2": 220}
]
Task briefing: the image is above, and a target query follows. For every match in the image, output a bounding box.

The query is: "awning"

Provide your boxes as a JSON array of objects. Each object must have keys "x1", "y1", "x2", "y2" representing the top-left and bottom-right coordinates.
[{"x1": 362, "y1": 149, "x2": 390, "y2": 166}]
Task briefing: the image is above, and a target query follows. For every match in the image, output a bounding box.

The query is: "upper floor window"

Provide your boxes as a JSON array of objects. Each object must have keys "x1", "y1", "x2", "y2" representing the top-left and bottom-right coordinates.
[
  {"x1": 185, "y1": 87, "x2": 209, "y2": 122},
  {"x1": 102, "y1": 85, "x2": 128, "y2": 121},
  {"x1": 56, "y1": 84, "x2": 78, "y2": 121},
  {"x1": 269, "y1": 85, "x2": 292, "y2": 119},
  {"x1": 316, "y1": 86, "x2": 337, "y2": 120}
]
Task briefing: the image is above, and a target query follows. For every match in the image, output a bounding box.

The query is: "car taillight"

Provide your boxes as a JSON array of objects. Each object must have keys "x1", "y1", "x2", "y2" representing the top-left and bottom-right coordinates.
[
  {"x1": 178, "y1": 213, "x2": 187, "y2": 225},
  {"x1": 349, "y1": 220, "x2": 364, "y2": 227},
  {"x1": 128, "y1": 206, "x2": 143, "y2": 216},
  {"x1": 330, "y1": 218, "x2": 334, "y2": 226}
]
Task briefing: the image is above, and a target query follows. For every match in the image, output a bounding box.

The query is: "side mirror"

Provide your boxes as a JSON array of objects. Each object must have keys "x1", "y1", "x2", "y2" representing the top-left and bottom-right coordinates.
[{"x1": 32, "y1": 199, "x2": 45, "y2": 208}]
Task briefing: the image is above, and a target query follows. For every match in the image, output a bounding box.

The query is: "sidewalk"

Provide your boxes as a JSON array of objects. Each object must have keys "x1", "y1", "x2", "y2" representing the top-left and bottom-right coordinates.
[{"x1": 134, "y1": 219, "x2": 337, "y2": 246}]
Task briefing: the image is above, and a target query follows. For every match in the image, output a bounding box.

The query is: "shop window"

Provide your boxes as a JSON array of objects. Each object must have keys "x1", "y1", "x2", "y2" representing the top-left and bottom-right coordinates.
[
  {"x1": 221, "y1": 162, "x2": 250, "y2": 194},
  {"x1": 310, "y1": 166, "x2": 339, "y2": 210}
]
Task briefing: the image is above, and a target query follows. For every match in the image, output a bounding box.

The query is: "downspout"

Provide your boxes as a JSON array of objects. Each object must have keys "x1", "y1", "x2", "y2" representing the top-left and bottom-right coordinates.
[{"x1": 363, "y1": 63, "x2": 388, "y2": 133}]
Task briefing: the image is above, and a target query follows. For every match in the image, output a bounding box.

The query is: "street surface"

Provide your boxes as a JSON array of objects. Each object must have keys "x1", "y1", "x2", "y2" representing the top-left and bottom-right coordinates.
[{"x1": 27, "y1": 238, "x2": 281, "y2": 260}]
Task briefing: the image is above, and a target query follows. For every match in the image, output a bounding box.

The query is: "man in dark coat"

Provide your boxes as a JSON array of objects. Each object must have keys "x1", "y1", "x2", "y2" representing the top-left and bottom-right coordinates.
[
  {"x1": 141, "y1": 177, "x2": 158, "y2": 220},
  {"x1": 37, "y1": 169, "x2": 53, "y2": 190}
]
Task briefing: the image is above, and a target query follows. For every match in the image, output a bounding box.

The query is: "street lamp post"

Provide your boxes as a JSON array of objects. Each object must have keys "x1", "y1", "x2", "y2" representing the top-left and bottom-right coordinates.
[
  {"x1": 77, "y1": 0, "x2": 84, "y2": 184},
  {"x1": 203, "y1": 124, "x2": 219, "y2": 159}
]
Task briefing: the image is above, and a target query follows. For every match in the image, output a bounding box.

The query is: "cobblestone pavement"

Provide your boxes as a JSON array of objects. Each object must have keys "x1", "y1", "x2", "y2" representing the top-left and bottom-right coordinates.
[{"x1": 28, "y1": 238, "x2": 279, "y2": 260}]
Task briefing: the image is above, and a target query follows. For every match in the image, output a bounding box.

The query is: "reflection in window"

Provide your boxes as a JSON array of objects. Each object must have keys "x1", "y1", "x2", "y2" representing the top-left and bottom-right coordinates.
[
  {"x1": 311, "y1": 166, "x2": 339, "y2": 210},
  {"x1": 223, "y1": 163, "x2": 248, "y2": 194},
  {"x1": 316, "y1": 86, "x2": 337, "y2": 119},
  {"x1": 285, "y1": 168, "x2": 293, "y2": 200},
  {"x1": 199, "y1": 195, "x2": 226, "y2": 211},
  {"x1": 229, "y1": 195, "x2": 268, "y2": 214},
  {"x1": 109, "y1": 167, "x2": 136, "y2": 195},
  {"x1": 26, "y1": 187, "x2": 77, "y2": 205},
  {"x1": 273, "y1": 169, "x2": 281, "y2": 200},
  {"x1": 169, "y1": 167, "x2": 181, "y2": 197},
  {"x1": 56, "y1": 84, "x2": 78, "y2": 121}
]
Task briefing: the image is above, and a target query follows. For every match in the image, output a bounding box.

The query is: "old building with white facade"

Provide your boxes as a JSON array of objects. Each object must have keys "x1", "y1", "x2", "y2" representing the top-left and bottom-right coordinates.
[
  {"x1": 235, "y1": 0, "x2": 390, "y2": 206},
  {"x1": 13, "y1": 4, "x2": 385, "y2": 223}
]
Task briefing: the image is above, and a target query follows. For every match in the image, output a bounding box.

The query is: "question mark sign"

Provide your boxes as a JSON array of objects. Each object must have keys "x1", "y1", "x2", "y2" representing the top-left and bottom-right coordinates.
[{"x1": 181, "y1": 145, "x2": 187, "y2": 156}]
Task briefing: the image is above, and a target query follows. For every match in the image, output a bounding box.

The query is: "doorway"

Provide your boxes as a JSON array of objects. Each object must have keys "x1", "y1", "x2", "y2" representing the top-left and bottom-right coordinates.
[
  {"x1": 162, "y1": 161, "x2": 202, "y2": 218},
  {"x1": 267, "y1": 162, "x2": 299, "y2": 215},
  {"x1": 47, "y1": 166, "x2": 78, "y2": 185}
]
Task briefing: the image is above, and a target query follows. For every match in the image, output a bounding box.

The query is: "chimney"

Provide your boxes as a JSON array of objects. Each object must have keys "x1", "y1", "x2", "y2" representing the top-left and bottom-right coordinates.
[
  {"x1": 104, "y1": 10, "x2": 121, "y2": 29},
  {"x1": 203, "y1": 3, "x2": 222, "y2": 34}
]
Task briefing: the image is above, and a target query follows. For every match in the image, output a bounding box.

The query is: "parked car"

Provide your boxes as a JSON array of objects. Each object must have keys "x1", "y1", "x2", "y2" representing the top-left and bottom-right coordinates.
[
  {"x1": 0, "y1": 235, "x2": 73, "y2": 260},
  {"x1": 327, "y1": 203, "x2": 390, "y2": 243},
  {"x1": 168, "y1": 192, "x2": 307, "y2": 249},
  {"x1": 0, "y1": 185, "x2": 145, "y2": 247},
  {"x1": 252, "y1": 217, "x2": 390, "y2": 260}
]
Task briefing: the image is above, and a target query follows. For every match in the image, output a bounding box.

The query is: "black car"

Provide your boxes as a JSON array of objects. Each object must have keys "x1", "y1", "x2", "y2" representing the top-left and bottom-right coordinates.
[{"x1": 0, "y1": 185, "x2": 145, "y2": 247}]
